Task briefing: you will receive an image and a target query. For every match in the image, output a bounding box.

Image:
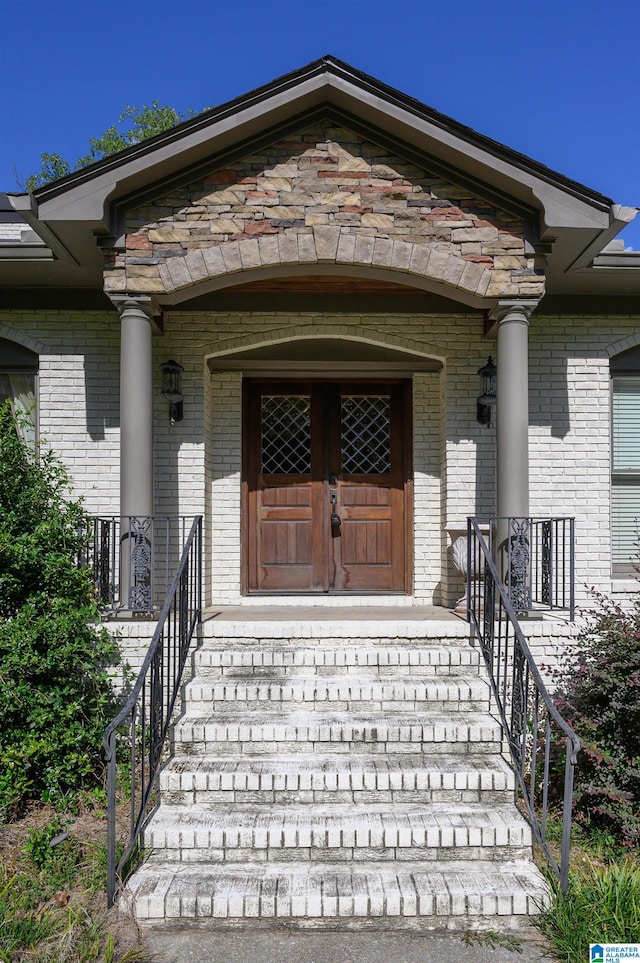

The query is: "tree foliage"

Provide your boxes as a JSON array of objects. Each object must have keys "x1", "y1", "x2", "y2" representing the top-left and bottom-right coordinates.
[
  {"x1": 552, "y1": 587, "x2": 640, "y2": 846},
  {"x1": 0, "y1": 404, "x2": 120, "y2": 817},
  {"x1": 26, "y1": 101, "x2": 196, "y2": 190}
]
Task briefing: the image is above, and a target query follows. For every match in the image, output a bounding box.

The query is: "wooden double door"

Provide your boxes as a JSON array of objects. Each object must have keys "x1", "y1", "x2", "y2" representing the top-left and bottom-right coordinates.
[{"x1": 244, "y1": 379, "x2": 411, "y2": 593}]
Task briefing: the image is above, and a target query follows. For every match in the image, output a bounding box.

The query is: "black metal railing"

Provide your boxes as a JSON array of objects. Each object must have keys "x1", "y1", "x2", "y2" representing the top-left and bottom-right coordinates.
[
  {"x1": 83, "y1": 515, "x2": 194, "y2": 613},
  {"x1": 467, "y1": 517, "x2": 580, "y2": 893},
  {"x1": 103, "y1": 515, "x2": 202, "y2": 907},
  {"x1": 493, "y1": 516, "x2": 575, "y2": 620}
]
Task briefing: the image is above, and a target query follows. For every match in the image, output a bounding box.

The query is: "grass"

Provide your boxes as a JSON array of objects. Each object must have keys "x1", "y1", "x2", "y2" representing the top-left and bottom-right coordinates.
[
  {"x1": 0, "y1": 798, "x2": 146, "y2": 963},
  {"x1": 535, "y1": 823, "x2": 640, "y2": 963}
]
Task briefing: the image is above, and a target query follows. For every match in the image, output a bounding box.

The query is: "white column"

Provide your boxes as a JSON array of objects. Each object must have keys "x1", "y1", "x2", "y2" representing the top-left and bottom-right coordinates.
[
  {"x1": 115, "y1": 297, "x2": 156, "y2": 518},
  {"x1": 489, "y1": 300, "x2": 538, "y2": 523},
  {"x1": 111, "y1": 296, "x2": 158, "y2": 610}
]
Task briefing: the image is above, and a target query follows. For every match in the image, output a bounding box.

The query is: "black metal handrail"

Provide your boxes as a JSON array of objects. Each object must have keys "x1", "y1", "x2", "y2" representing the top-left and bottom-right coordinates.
[
  {"x1": 467, "y1": 517, "x2": 580, "y2": 893},
  {"x1": 83, "y1": 515, "x2": 194, "y2": 614},
  {"x1": 103, "y1": 515, "x2": 202, "y2": 907}
]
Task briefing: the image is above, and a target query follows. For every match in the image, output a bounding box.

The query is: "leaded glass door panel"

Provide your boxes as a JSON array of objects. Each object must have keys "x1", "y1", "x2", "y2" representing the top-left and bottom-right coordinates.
[{"x1": 244, "y1": 380, "x2": 409, "y2": 593}]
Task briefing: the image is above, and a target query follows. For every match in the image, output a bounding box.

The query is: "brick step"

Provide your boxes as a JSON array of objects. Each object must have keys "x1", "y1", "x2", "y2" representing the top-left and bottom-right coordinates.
[
  {"x1": 199, "y1": 621, "x2": 470, "y2": 644},
  {"x1": 125, "y1": 859, "x2": 550, "y2": 925},
  {"x1": 184, "y1": 676, "x2": 490, "y2": 711},
  {"x1": 159, "y1": 754, "x2": 515, "y2": 805},
  {"x1": 172, "y1": 710, "x2": 503, "y2": 755},
  {"x1": 194, "y1": 645, "x2": 482, "y2": 678},
  {"x1": 144, "y1": 803, "x2": 533, "y2": 864}
]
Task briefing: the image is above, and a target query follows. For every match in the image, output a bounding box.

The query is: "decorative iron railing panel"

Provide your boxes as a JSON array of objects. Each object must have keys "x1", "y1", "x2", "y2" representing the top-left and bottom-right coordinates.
[
  {"x1": 82, "y1": 515, "x2": 194, "y2": 613},
  {"x1": 467, "y1": 517, "x2": 580, "y2": 893},
  {"x1": 103, "y1": 516, "x2": 202, "y2": 907},
  {"x1": 492, "y1": 516, "x2": 575, "y2": 620}
]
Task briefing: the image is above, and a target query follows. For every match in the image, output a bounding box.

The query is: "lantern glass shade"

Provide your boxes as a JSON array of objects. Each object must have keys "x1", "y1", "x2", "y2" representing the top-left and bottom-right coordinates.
[
  {"x1": 476, "y1": 355, "x2": 496, "y2": 426},
  {"x1": 477, "y1": 356, "x2": 496, "y2": 406},
  {"x1": 160, "y1": 360, "x2": 184, "y2": 403}
]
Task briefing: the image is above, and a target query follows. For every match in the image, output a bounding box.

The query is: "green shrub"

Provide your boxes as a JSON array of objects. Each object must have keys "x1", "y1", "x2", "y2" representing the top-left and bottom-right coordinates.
[
  {"x1": 0, "y1": 403, "x2": 120, "y2": 817},
  {"x1": 552, "y1": 586, "x2": 640, "y2": 846}
]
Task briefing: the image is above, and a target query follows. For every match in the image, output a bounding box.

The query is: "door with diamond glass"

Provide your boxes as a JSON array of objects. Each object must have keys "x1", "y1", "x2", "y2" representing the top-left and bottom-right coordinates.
[{"x1": 244, "y1": 380, "x2": 410, "y2": 593}]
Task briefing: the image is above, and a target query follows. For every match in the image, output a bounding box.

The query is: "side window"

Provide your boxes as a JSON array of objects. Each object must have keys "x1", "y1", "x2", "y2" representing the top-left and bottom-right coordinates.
[
  {"x1": 0, "y1": 338, "x2": 38, "y2": 449},
  {"x1": 611, "y1": 347, "x2": 640, "y2": 573}
]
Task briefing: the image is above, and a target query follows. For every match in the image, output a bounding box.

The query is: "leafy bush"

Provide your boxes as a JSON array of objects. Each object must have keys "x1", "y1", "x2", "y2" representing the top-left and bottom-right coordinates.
[
  {"x1": 0, "y1": 404, "x2": 120, "y2": 817},
  {"x1": 551, "y1": 586, "x2": 640, "y2": 846}
]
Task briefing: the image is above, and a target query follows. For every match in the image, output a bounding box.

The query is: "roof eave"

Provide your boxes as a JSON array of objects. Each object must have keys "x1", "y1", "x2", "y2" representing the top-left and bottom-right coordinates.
[{"x1": 29, "y1": 57, "x2": 615, "y2": 234}]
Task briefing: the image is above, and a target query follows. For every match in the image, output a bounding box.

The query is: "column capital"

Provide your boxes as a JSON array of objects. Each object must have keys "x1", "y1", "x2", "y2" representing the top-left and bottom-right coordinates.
[
  {"x1": 109, "y1": 294, "x2": 162, "y2": 322},
  {"x1": 489, "y1": 299, "x2": 539, "y2": 324}
]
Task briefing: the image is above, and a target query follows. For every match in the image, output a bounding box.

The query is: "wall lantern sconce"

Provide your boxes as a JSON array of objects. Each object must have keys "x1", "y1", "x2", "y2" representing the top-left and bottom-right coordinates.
[
  {"x1": 160, "y1": 359, "x2": 184, "y2": 425},
  {"x1": 476, "y1": 355, "x2": 497, "y2": 427}
]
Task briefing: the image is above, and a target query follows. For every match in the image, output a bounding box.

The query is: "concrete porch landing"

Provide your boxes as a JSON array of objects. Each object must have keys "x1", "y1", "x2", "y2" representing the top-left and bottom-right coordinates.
[{"x1": 202, "y1": 605, "x2": 462, "y2": 623}]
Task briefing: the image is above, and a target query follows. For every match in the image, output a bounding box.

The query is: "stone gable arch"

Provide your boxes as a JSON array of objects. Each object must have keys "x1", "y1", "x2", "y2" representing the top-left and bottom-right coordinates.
[
  {"x1": 148, "y1": 235, "x2": 493, "y2": 306},
  {"x1": 105, "y1": 120, "x2": 546, "y2": 306}
]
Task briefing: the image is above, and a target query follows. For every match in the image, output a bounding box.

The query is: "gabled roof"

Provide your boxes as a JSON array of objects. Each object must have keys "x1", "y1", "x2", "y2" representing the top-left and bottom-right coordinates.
[
  {"x1": 27, "y1": 56, "x2": 617, "y2": 212},
  {"x1": 2, "y1": 55, "x2": 638, "y2": 300}
]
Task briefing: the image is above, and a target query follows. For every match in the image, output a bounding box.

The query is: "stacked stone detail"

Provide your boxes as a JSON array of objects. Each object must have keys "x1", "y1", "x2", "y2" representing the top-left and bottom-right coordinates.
[{"x1": 103, "y1": 123, "x2": 544, "y2": 301}]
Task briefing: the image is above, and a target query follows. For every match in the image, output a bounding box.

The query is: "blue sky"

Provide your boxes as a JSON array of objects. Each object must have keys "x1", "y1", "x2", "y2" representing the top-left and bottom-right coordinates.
[{"x1": 2, "y1": 0, "x2": 639, "y2": 247}]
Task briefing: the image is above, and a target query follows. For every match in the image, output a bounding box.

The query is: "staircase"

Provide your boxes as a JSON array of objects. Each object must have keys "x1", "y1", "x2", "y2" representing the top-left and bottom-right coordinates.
[{"x1": 123, "y1": 613, "x2": 549, "y2": 930}]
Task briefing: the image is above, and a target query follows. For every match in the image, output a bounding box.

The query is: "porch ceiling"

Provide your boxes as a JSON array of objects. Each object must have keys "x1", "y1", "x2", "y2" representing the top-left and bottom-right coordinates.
[{"x1": 210, "y1": 275, "x2": 418, "y2": 294}]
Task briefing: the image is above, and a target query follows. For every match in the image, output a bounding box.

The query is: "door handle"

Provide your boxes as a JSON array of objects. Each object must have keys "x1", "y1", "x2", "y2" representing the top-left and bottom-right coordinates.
[{"x1": 331, "y1": 512, "x2": 341, "y2": 528}]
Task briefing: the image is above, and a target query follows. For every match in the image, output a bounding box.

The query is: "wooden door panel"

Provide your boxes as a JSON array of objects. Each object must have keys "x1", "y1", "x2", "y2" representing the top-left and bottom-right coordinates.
[
  {"x1": 253, "y1": 484, "x2": 324, "y2": 589},
  {"x1": 341, "y1": 521, "x2": 391, "y2": 564},
  {"x1": 261, "y1": 485, "x2": 312, "y2": 507},
  {"x1": 341, "y1": 486, "x2": 390, "y2": 507},
  {"x1": 261, "y1": 521, "x2": 311, "y2": 564}
]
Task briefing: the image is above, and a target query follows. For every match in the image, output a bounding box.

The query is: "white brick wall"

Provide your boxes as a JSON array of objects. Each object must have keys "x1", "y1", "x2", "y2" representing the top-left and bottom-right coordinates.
[
  {"x1": 413, "y1": 371, "x2": 442, "y2": 602},
  {"x1": 209, "y1": 372, "x2": 242, "y2": 605},
  {"x1": 0, "y1": 313, "x2": 120, "y2": 513},
  {"x1": 528, "y1": 315, "x2": 640, "y2": 606},
  {"x1": 3, "y1": 307, "x2": 639, "y2": 616}
]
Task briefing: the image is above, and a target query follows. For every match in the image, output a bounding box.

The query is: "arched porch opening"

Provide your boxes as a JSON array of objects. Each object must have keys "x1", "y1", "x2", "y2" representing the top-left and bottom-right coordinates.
[{"x1": 204, "y1": 331, "x2": 444, "y2": 603}]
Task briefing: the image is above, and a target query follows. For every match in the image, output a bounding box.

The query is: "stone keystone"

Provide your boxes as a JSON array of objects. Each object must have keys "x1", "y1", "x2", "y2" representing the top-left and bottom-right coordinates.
[
  {"x1": 353, "y1": 235, "x2": 375, "y2": 265},
  {"x1": 336, "y1": 233, "x2": 356, "y2": 264},
  {"x1": 278, "y1": 234, "x2": 299, "y2": 264},
  {"x1": 298, "y1": 234, "x2": 318, "y2": 263},
  {"x1": 313, "y1": 226, "x2": 341, "y2": 261},
  {"x1": 391, "y1": 240, "x2": 412, "y2": 271},
  {"x1": 372, "y1": 238, "x2": 393, "y2": 268}
]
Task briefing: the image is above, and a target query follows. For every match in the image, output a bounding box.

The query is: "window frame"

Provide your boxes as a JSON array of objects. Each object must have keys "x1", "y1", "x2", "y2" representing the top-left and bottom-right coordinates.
[
  {"x1": 0, "y1": 338, "x2": 39, "y2": 447},
  {"x1": 610, "y1": 347, "x2": 640, "y2": 575}
]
